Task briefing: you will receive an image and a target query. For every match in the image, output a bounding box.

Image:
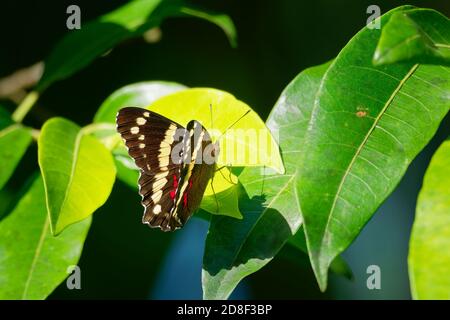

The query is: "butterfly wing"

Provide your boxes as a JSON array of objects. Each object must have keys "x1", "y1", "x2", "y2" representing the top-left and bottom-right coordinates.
[
  {"x1": 117, "y1": 107, "x2": 185, "y2": 231},
  {"x1": 170, "y1": 120, "x2": 216, "y2": 226}
]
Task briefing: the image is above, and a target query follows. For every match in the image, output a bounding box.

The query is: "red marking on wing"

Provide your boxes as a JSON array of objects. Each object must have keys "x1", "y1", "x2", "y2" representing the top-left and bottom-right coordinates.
[
  {"x1": 183, "y1": 193, "x2": 188, "y2": 207},
  {"x1": 182, "y1": 179, "x2": 194, "y2": 208},
  {"x1": 170, "y1": 175, "x2": 178, "y2": 201},
  {"x1": 173, "y1": 175, "x2": 178, "y2": 188}
]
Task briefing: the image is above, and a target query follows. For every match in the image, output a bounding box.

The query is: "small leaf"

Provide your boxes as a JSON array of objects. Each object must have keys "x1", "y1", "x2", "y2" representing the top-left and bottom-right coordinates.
[
  {"x1": 0, "y1": 175, "x2": 91, "y2": 300},
  {"x1": 409, "y1": 139, "x2": 450, "y2": 299},
  {"x1": 38, "y1": 117, "x2": 116, "y2": 234},
  {"x1": 202, "y1": 62, "x2": 331, "y2": 299},
  {"x1": 0, "y1": 124, "x2": 32, "y2": 190},
  {"x1": 37, "y1": 0, "x2": 237, "y2": 91},
  {"x1": 200, "y1": 172, "x2": 242, "y2": 219},
  {"x1": 374, "y1": 9, "x2": 450, "y2": 66},
  {"x1": 298, "y1": 6, "x2": 450, "y2": 291}
]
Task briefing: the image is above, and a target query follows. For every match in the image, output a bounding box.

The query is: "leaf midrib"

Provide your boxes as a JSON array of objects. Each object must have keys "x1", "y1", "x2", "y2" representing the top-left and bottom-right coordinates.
[
  {"x1": 21, "y1": 218, "x2": 49, "y2": 299},
  {"x1": 319, "y1": 64, "x2": 419, "y2": 263},
  {"x1": 56, "y1": 131, "x2": 83, "y2": 231}
]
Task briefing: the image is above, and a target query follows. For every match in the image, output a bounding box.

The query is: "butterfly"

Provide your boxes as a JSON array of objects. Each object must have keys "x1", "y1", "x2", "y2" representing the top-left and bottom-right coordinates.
[{"x1": 116, "y1": 107, "x2": 218, "y2": 232}]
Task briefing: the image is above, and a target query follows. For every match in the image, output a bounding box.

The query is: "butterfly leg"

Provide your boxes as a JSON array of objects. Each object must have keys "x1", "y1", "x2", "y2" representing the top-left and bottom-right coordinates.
[
  {"x1": 215, "y1": 165, "x2": 237, "y2": 185},
  {"x1": 210, "y1": 173, "x2": 219, "y2": 214}
]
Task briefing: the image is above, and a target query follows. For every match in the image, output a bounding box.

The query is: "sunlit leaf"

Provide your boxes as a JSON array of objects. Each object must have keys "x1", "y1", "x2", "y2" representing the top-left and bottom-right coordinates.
[
  {"x1": 38, "y1": 118, "x2": 116, "y2": 234},
  {"x1": 149, "y1": 88, "x2": 284, "y2": 174},
  {"x1": 0, "y1": 124, "x2": 32, "y2": 190}
]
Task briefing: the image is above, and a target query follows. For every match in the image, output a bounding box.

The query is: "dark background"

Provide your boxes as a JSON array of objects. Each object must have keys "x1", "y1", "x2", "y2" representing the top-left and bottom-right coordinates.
[{"x1": 1, "y1": 0, "x2": 449, "y2": 299}]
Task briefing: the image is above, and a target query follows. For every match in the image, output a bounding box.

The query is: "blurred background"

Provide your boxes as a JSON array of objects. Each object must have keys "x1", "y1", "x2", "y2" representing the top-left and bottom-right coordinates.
[{"x1": 1, "y1": 0, "x2": 449, "y2": 299}]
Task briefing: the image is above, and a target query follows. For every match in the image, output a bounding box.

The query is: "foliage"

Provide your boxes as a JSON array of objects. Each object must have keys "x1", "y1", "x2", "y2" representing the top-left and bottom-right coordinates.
[{"x1": 0, "y1": 3, "x2": 449, "y2": 300}]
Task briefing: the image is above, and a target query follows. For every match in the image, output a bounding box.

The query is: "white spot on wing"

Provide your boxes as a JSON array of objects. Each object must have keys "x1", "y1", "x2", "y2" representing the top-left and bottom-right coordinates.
[
  {"x1": 153, "y1": 204, "x2": 161, "y2": 214},
  {"x1": 136, "y1": 117, "x2": 147, "y2": 125},
  {"x1": 130, "y1": 127, "x2": 139, "y2": 134},
  {"x1": 151, "y1": 190, "x2": 163, "y2": 203}
]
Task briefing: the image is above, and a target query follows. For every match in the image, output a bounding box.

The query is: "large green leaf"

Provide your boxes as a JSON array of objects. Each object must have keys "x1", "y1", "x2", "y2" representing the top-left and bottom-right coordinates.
[
  {"x1": 409, "y1": 139, "x2": 450, "y2": 299},
  {"x1": 0, "y1": 124, "x2": 32, "y2": 190},
  {"x1": 0, "y1": 175, "x2": 91, "y2": 299},
  {"x1": 38, "y1": 118, "x2": 116, "y2": 235},
  {"x1": 374, "y1": 8, "x2": 450, "y2": 66},
  {"x1": 297, "y1": 6, "x2": 450, "y2": 291},
  {"x1": 202, "y1": 62, "x2": 331, "y2": 299},
  {"x1": 37, "y1": 0, "x2": 236, "y2": 91}
]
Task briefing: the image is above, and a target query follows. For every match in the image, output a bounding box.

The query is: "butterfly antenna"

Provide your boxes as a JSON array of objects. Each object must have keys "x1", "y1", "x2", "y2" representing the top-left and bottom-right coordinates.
[
  {"x1": 210, "y1": 174, "x2": 219, "y2": 213},
  {"x1": 216, "y1": 109, "x2": 251, "y2": 142},
  {"x1": 209, "y1": 103, "x2": 214, "y2": 131}
]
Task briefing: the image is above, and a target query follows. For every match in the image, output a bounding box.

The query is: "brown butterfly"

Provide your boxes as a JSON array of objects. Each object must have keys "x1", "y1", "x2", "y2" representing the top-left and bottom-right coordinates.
[{"x1": 116, "y1": 107, "x2": 217, "y2": 232}]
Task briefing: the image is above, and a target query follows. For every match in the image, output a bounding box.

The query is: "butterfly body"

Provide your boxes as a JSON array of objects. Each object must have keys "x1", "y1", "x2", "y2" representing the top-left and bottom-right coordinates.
[{"x1": 116, "y1": 107, "x2": 217, "y2": 231}]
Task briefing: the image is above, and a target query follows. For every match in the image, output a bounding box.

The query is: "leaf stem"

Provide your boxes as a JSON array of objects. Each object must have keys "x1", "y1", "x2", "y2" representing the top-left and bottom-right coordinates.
[{"x1": 12, "y1": 91, "x2": 40, "y2": 123}]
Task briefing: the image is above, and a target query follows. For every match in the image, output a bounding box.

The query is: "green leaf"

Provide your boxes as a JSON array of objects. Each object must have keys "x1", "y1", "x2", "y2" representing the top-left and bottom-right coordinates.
[
  {"x1": 149, "y1": 88, "x2": 284, "y2": 174},
  {"x1": 409, "y1": 139, "x2": 450, "y2": 299},
  {"x1": 37, "y1": 0, "x2": 237, "y2": 91},
  {"x1": 0, "y1": 124, "x2": 32, "y2": 190},
  {"x1": 0, "y1": 175, "x2": 91, "y2": 300},
  {"x1": 199, "y1": 173, "x2": 242, "y2": 219},
  {"x1": 374, "y1": 9, "x2": 450, "y2": 66},
  {"x1": 94, "y1": 81, "x2": 188, "y2": 124},
  {"x1": 297, "y1": 6, "x2": 450, "y2": 291},
  {"x1": 202, "y1": 62, "x2": 331, "y2": 299},
  {"x1": 38, "y1": 117, "x2": 116, "y2": 235}
]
